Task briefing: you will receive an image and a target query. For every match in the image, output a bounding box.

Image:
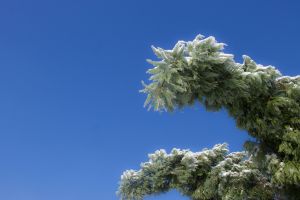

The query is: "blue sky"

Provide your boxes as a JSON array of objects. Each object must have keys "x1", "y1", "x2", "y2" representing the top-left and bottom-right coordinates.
[{"x1": 0, "y1": 0, "x2": 299, "y2": 199}]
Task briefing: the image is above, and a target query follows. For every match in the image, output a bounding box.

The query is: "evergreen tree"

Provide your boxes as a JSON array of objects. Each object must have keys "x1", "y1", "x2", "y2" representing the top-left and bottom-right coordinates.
[{"x1": 118, "y1": 35, "x2": 300, "y2": 199}]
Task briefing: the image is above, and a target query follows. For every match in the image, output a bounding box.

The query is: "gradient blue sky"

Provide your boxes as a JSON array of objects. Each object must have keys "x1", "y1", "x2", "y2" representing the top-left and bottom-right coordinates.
[{"x1": 0, "y1": 0, "x2": 299, "y2": 199}]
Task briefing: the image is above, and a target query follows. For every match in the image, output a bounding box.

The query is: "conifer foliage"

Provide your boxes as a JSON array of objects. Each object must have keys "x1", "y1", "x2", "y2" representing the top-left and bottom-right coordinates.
[{"x1": 118, "y1": 35, "x2": 300, "y2": 199}]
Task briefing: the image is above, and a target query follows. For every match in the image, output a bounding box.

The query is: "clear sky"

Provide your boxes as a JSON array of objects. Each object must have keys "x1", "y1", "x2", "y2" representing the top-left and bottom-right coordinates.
[{"x1": 0, "y1": 0, "x2": 299, "y2": 200}]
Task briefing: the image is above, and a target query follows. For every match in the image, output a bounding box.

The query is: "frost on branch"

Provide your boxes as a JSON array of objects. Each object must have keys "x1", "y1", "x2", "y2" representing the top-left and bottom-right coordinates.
[{"x1": 118, "y1": 144, "x2": 274, "y2": 200}]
